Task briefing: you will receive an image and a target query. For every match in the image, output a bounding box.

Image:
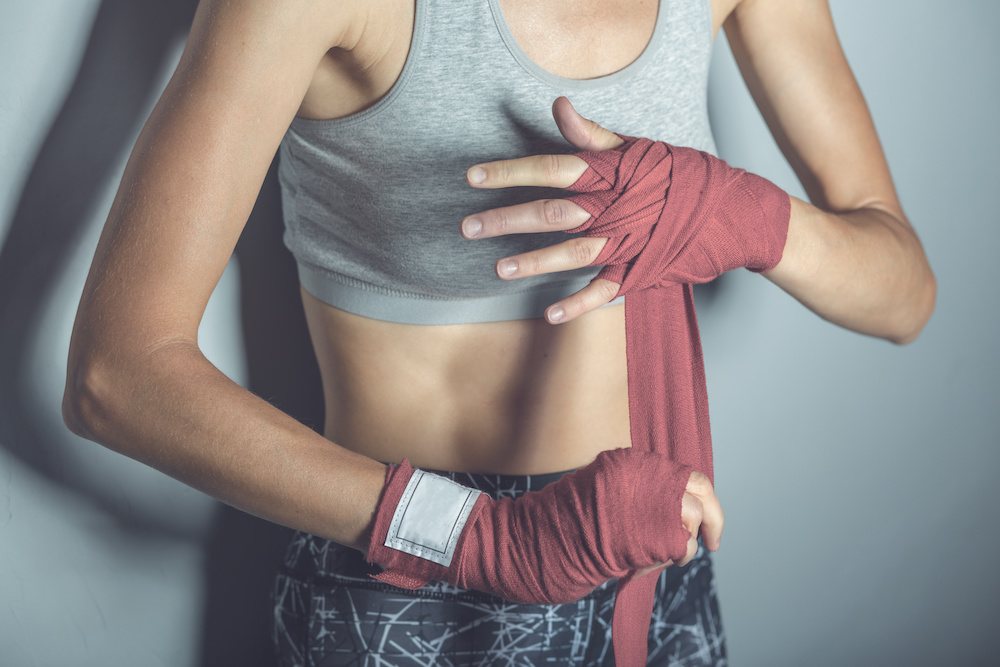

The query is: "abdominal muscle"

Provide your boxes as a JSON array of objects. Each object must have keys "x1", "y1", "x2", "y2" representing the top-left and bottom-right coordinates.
[{"x1": 300, "y1": 286, "x2": 632, "y2": 475}]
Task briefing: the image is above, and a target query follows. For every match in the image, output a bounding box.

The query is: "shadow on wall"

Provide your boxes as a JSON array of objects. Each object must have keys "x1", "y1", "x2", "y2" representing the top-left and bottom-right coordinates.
[{"x1": 0, "y1": 1, "x2": 324, "y2": 665}]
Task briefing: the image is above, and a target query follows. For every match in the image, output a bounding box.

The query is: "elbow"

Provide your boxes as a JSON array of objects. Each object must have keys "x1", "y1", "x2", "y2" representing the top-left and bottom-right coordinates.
[
  {"x1": 62, "y1": 358, "x2": 90, "y2": 437},
  {"x1": 62, "y1": 356, "x2": 118, "y2": 441},
  {"x1": 889, "y1": 271, "x2": 937, "y2": 346},
  {"x1": 61, "y1": 388, "x2": 89, "y2": 438}
]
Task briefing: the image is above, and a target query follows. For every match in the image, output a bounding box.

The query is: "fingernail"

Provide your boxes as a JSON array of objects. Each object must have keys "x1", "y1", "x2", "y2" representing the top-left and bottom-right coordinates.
[
  {"x1": 468, "y1": 166, "x2": 486, "y2": 184},
  {"x1": 549, "y1": 306, "x2": 565, "y2": 322},
  {"x1": 463, "y1": 218, "x2": 482, "y2": 238},
  {"x1": 498, "y1": 259, "x2": 518, "y2": 276}
]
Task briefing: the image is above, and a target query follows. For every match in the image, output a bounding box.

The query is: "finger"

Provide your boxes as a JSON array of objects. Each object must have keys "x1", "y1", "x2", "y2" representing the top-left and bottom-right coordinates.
[
  {"x1": 552, "y1": 96, "x2": 628, "y2": 151},
  {"x1": 466, "y1": 152, "x2": 590, "y2": 189},
  {"x1": 686, "y1": 471, "x2": 724, "y2": 551},
  {"x1": 675, "y1": 532, "x2": 700, "y2": 568},
  {"x1": 542, "y1": 278, "x2": 621, "y2": 325},
  {"x1": 679, "y1": 492, "x2": 706, "y2": 551},
  {"x1": 461, "y1": 197, "x2": 592, "y2": 239},
  {"x1": 698, "y1": 489, "x2": 725, "y2": 552},
  {"x1": 496, "y1": 237, "x2": 607, "y2": 281}
]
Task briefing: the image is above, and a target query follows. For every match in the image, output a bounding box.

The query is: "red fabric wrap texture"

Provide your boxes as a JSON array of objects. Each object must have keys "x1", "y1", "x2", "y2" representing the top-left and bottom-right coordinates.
[
  {"x1": 366, "y1": 447, "x2": 697, "y2": 603},
  {"x1": 558, "y1": 134, "x2": 791, "y2": 664},
  {"x1": 564, "y1": 134, "x2": 791, "y2": 286},
  {"x1": 364, "y1": 134, "x2": 791, "y2": 666}
]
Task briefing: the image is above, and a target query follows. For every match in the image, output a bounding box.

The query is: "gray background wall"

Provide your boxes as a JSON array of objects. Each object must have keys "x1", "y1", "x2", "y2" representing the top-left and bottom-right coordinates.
[{"x1": 1, "y1": 1, "x2": 996, "y2": 665}]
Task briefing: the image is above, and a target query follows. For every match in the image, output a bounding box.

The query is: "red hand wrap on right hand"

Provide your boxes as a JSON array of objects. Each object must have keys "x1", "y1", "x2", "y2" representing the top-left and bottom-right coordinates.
[
  {"x1": 365, "y1": 447, "x2": 696, "y2": 604},
  {"x1": 563, "y1": 133, "x2": 791, "y2": 287}
]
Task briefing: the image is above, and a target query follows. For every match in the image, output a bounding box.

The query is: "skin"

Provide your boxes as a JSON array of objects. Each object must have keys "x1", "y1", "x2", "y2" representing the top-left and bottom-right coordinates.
[{"x1": 62, "y1": 0, "x2": 935, "y2": 580}]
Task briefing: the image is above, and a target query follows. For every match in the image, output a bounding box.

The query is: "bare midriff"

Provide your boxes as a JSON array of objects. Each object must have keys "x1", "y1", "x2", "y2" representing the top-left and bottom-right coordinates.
[{"x1": 300, "y1": 286, "x2": 628, "y2": 474}]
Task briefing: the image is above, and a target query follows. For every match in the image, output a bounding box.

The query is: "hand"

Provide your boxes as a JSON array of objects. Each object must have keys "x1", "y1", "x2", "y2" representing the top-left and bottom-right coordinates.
[
  {"x1": 460, "y1": 95, "x2": 628, "y2": 326},
  {"x1": 450, "y1": 448, "x2": 727, "y2": 601},
  {"x1": 635, "y1": 468, "x2": 725, "y2": 578},
  {"x1": 461, "y1": 96, "x2": 791, "y2": 327},
  {"x1": 366, "y1": 447, "x2": 725, "y2": 604}
]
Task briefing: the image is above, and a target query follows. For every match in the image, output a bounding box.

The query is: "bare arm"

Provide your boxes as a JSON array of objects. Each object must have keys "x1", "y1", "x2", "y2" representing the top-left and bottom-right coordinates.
[
  {"x1": 61, "y1": 0, "x2": 385, "y2": 552},
  {"x1": 724, "y1": 0, "x2": 937, "y2": 344}
]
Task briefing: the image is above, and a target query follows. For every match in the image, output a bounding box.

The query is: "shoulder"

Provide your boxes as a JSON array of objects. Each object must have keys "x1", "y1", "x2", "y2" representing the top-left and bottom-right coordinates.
[{"x1": 188, "y1": 0, "x2": 367, "y2": 53}]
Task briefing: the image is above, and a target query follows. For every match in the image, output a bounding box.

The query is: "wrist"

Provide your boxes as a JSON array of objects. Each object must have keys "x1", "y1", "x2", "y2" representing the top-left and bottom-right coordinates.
[
  {"x1": 364, "y1": 459, "x2": 487, "y2": 587},
  {"x1": 346, "y1": 461, "x2": 391, "y2": 554},
  {"x1": 720, "y1": 167, "x2": 792, "y2": 274}
]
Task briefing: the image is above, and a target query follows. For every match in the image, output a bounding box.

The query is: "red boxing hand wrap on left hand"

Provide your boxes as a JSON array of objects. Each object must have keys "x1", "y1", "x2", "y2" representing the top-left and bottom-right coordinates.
[
  {"x1": 563, "y1": 134, "x2": 791, "y2": 287},
  {"x1": 365, "y1": 447, "x2": 697, "y2": 604}
]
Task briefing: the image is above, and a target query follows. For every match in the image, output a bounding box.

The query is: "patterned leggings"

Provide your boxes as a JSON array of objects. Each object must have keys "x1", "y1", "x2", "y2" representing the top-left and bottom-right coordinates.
[{"x1": 270, "y1": 464, "x2": 728, "y2": 666}]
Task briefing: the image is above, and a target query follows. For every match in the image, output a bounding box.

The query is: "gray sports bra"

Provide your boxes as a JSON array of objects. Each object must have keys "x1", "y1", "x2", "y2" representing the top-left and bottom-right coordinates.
[{"x1": 277, "y1": 0, "x2": 717, "y2": 324}]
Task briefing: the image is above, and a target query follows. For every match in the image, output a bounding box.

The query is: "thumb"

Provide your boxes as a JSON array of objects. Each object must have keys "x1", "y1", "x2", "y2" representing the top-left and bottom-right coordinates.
[{"x1": 552, "y1": 95, "x2": 627, "y2": 151}]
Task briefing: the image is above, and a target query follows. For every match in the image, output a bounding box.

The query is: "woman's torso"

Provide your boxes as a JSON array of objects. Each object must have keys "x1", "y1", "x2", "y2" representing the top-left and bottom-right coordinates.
[{"x1": 288, "y1": 0, "x2": 730, "y2": 474}]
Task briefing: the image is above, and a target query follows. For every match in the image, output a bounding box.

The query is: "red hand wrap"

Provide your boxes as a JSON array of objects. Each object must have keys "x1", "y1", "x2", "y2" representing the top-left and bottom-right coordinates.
[
  {"x1": 366, "y1": 447, "x2": 697, "y2": 604},
  {"x1": 561, "y1": 134, "x2": 790, "y2": 664},
  {"x1": 564, "y1": 133, "x2": 791, "y2": 286}
]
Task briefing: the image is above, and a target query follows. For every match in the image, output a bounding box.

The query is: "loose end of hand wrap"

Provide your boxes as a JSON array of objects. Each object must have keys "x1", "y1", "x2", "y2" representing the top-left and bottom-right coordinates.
[
  {"x1": 557, "y1": 133, "x2": 744, "y2": 665},
  {"x1": 368, "y1": 568, "x2": 429, "y2": 589}
]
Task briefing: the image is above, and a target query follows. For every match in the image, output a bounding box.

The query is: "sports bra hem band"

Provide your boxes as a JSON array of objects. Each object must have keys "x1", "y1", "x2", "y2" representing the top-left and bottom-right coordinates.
[{"x1": 296, "y1": 260, "x2": 625, "y2": 325}]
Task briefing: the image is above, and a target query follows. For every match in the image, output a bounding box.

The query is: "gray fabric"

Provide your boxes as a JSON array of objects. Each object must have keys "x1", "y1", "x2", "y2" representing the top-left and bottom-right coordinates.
[{"x1": 277, "y1": 0, "x2": 718, "y2": 324}]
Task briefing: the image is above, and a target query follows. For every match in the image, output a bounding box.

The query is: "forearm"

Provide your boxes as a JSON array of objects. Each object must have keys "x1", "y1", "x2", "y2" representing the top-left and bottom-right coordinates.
[
  {"x1": 64, "y1": 340, "x2": 387, "y2": 552},
  {"x1": 762, "y1": 196, "x2": 936, "y2": 344}
]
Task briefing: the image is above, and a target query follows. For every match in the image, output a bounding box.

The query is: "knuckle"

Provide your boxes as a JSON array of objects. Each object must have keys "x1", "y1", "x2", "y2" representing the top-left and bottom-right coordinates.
[
  {"x1": 562, "y1": 297, "x2": 582, "y2": 319},
  {"x1": 543, "y1": 153, "x2": 563, "y2": 181},
  {"x1": 689, "y1": 470, "x2": 712, "y2": 490},
  {"x1": 692, "y1": 496, "x2": 705, "y2": 522},
  {"x1": 517, "y1": 253, "x2": 542, "y2": 275},
  {"x1": 682, "y1": 493, "x2": 704, "y2": 523},
  {"x1": 526, "y1": 252, "x2": 543, "y2": 274},
  {"x1": 496, "y1": 161, "x2": 513, "y2": 184},
  {"x1": 597, "y1": 279, "x2": 618, "y2": 302},
  {"x1": 541, "y1": 199, "x2": 566, "y2": 227},
  {"x1": 571, "y1": 237, "x2": 596, "y2": 265},
  {"x1": 494, "y1": 208, "x2": 512, "y2": 234}
]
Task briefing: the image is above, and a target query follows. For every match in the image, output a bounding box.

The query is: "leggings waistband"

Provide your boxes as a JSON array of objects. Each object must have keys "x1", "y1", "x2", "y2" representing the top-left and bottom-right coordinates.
[{"x1": 383, "y1": 460, "x2": 581, "y2": 500}]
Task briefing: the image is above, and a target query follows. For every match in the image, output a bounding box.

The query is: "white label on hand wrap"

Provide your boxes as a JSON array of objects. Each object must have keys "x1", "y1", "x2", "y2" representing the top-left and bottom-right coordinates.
[{"x1": 383, "y1": 469, "x2": 483, "y2": 567}]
